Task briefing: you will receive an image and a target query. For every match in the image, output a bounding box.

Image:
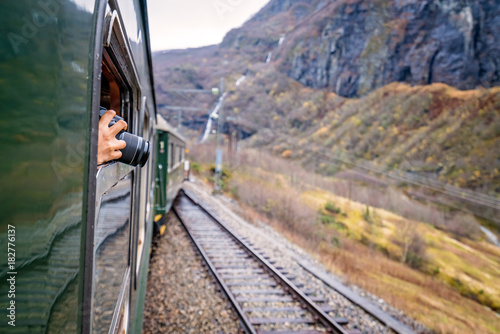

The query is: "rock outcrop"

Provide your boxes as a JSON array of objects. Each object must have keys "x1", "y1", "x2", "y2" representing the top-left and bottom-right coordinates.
[{"x1": 235, "y1": 0, "x2": 500, "y2": 97}]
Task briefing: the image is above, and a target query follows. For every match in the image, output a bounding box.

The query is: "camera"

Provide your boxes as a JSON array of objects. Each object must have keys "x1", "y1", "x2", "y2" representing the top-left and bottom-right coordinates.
[{"x1": 99, "y1": 107, "x2": 150, "y2": 167}]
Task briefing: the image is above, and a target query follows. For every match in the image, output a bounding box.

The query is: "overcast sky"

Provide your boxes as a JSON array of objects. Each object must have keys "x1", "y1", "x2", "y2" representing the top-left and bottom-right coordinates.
[{"x1": 147, "y1": 0, "x2": 270, "y2": 51}]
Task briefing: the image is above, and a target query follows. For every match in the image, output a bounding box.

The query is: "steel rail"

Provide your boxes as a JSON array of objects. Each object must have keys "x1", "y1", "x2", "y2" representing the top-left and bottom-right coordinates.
[
  {"x1": 178, "y1": 190, "x2": 349, "y2": 334},
  {"x1": 172, "y1": 204, "x2": 256, "y2": 334}
]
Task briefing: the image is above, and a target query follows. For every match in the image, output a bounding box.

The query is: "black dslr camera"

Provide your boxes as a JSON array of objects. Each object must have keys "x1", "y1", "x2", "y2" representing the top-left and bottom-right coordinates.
[{"x1": 99, "y1": 107, "x2": 150, "y2": 167}]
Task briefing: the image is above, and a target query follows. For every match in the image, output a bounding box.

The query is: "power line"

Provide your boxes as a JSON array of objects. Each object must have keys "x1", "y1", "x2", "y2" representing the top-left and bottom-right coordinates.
[
  {"x1": 164, "y1": 88, "x2": 216, "y2": 94},
  {"x1": 158, "y1": 105, "x2": 203, "y2": 111}
]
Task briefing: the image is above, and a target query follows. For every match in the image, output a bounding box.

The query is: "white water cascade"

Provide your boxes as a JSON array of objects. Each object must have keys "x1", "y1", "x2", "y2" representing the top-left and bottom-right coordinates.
[
  {"x1": 266, "y1": 52, "x2": 272, "y2": 63},
  {"x1": 480, "y1": 226, "x2": 500, "y2": 248},
  {"x1": 200, "y1": 92, "x2": 227, "y2": 143},
  {"x1": 278, "y1": 34, "x2": 286, "y2": 46}
]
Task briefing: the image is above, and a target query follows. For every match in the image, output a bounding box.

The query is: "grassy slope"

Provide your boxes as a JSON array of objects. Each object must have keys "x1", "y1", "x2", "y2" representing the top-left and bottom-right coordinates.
[
  {"x1": 189, "y1": 147, "x2": 500, "y2": 333},
  {"x1": 306, "y1": 83, "x2": 500, "y2": 192},
  {"x1": 222, "y1": 65, "x2": 500, "y2": 196}
]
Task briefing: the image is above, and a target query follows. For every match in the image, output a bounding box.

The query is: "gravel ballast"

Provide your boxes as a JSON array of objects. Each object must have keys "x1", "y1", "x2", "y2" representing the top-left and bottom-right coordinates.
[{"x1": 142, "y1": 213, "x2": 243, "y2": 334}]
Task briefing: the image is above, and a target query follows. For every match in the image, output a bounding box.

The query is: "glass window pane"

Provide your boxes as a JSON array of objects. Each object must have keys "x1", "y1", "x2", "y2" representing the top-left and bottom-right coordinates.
[{"x1": 92, "y1": 175, "x2": 132, "y2": 334}]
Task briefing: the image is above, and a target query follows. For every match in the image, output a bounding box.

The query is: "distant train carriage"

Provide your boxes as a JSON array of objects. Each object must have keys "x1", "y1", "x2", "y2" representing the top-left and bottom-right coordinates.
[
  {"x1": 0, "y1": 0, "x2": 183, "y2": 333},
  {"x1": 154, "y1": 115, "x2": 186, "y2": 233}
]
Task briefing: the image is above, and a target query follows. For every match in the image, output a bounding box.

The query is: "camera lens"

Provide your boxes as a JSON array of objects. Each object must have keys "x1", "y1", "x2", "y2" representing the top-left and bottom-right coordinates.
[
  {"x1": 116, "y1": 131, "x2": 150, "y2": 167},
  {"x1": 99, "y1": 107, "x2": 150, "y2": 167}
]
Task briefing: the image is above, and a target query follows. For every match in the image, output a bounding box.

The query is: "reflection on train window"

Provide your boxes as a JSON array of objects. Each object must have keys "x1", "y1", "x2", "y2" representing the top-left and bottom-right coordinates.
[
  {"x1": 100, "y1": 56, "x2": 124, "y2": 117},
  {"x1": 92, "y1": 176, "x2": 132, "y2": 334}
]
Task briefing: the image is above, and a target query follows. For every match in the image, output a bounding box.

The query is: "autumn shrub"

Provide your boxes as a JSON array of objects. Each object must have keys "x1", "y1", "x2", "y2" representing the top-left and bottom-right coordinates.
[
  {"x1": 231, "y1": 177, "x2": 316, "y2": 237},
  {"x1": 193, "y1": 143, "x2": 483, "y2": 240},
  {"x1": 209, "y1": 164, "x2": 231, "y2": 179},
  {"x1": 319, "y1": 212, "x2": 336, "y2": 225},
  {"x1": 189, "y1": 141, "x2": 217, "y2": 165},
  {"x1": 392, "y1": 221, "x2": 428, "y2": 269},
  {"x1": 446, "y1": 277, "x2": 500, "y2": 311},
  {"x1": 191, "y1": 162, "x2": 201, "y2": 174},
  {"x1": 443, "y1": 213, "x2": 481, "y2": 238},
  {"x1": 324, "y1": 201, "x2": 341, "y2": 214}
]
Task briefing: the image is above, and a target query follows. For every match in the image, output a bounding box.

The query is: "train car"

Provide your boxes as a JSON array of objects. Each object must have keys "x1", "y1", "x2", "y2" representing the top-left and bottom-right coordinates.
[
  {"x1": 0, "y1": 0, "x2": 180, "y2": 333},
  {"x1": 153, "y1": 115, "x2": 186, "y2": 234}
]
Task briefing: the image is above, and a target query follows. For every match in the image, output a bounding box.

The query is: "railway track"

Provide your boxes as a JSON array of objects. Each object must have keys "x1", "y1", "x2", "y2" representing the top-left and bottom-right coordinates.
[{"x1": 173, "y1": 190, "x2": 360, "y2": 334}]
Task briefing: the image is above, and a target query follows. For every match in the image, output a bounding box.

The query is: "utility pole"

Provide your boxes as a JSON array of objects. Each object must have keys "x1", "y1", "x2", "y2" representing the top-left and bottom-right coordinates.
[{"x1": 214, "y1": 77, "x2": 224, "y2": 193}]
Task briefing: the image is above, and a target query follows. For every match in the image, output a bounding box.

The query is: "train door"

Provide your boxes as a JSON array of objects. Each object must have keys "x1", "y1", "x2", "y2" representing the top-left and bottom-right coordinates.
[
  {"x1": 83, "y1": 4, "x2": 144, "y2": 334},
  {"x1": 154, "y1": 131, "x2": 169, "y2": 217}
]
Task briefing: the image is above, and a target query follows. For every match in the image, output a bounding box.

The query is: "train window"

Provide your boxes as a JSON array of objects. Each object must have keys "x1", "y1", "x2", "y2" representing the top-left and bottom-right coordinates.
[
  {"x1": 173, "y1": 145, "x2": 178, "y2": 166},
  {"x1": 100, "y1": 60, "x2": 123, "y2": 114},
  {"x1": 174, "y1": 145, "x2": 177, "y2": 165},
  {"x1": 169, "y1": 142, "x2": 174, "y2": 170},
  {"x1": 92, "y1": 176, "x2": 132, "y2": 334}
]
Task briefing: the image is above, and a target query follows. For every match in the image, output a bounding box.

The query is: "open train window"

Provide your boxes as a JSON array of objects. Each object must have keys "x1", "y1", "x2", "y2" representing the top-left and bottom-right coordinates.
[
  {"x1": 100, "y1": 58, "x2": 123, "y2": 115},
  {"x1": 92, "y1": 52, "x2": 134, "y2": 334}
]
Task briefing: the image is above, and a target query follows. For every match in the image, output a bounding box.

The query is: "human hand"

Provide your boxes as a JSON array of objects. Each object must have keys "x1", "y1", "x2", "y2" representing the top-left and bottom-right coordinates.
[{"x1": 97, "y1": 109, "x2": 128, "y2": 165}]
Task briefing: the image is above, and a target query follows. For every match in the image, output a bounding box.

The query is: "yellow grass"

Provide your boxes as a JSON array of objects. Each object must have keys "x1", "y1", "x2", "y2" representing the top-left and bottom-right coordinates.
[
  {"x1": 191, "y1": 141, "x2": 500, "y2": 333},
  {"x1": 229, "y1": 168, "x2": 500, "y2": 334}
]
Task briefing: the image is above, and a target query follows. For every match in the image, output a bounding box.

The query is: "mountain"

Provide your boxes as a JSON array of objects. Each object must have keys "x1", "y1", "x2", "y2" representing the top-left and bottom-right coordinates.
[
  {"x1": 152, "y1": 0, "x2": 500, "y2": 197},
  {"x1": 224, "y1": 0, "x2": 500, "y2": 97}
]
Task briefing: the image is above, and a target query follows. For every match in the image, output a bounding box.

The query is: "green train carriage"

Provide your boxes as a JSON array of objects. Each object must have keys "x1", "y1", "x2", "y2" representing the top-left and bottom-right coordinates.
[
  {"x1": 153, "y1": 115, "x2": 186, "y2": 234},
  {"x1": 0, "y1": 0, "x2": 183, "y2": 333}
]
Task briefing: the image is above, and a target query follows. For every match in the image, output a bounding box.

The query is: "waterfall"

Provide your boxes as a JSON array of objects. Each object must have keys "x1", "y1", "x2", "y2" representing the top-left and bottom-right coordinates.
[
  {"x1": 200, "y1": 92, "x2": 227, "y2": 143},
  {"x1": 200, "y1": 117, "x2": 213, "y2": 143},
  {"x1": 278, "y1": 34, "x2": 286, "y2": 46},
  {"x1": 266, "y1": 52, "x2": 272, "y2": 63},
  {"x1": 236, "y1": 75, "x2": 246, "y2": 86},
  {"x1": 480, "y1": 226, "x2": 500, "y2": 248}
]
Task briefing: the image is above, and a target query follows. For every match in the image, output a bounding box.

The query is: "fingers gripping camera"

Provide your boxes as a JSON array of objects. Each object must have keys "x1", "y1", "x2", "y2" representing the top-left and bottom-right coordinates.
[{"x1": 99, "y1": 107, "x2": 150, "y2": 167}]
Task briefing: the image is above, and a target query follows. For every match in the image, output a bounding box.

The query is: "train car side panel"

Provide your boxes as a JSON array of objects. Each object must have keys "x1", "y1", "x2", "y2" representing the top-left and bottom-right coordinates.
[
  {"x1": 0, "y1": 0, "x2": 162, "y2": 332},
  {"x1": 165, "y1": 133, "x2": 185, "y2": 212},
  {"x1": 0, "y1": 0, "x2": 97, "y2": 333}
]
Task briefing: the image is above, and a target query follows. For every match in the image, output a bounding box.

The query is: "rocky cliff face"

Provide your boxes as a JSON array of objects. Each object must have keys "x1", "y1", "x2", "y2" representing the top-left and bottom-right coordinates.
[
  {"x1": 220, "y1": 0, "x2": 321, "y2": 55},
  {"x1": 243, "y1": 0, "x2": 500, "y2": 97}
]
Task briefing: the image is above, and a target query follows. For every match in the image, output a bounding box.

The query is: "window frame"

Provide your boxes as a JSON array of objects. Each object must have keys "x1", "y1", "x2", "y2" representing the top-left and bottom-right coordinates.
[{"x1": 84, "y1": 4, "x2": 145, "y2": 334}]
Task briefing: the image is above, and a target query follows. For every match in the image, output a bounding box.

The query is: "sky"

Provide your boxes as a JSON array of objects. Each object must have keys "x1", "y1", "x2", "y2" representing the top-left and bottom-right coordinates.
[{"x1": 147, "y1": 0, "x2": 270, "y2": 51}]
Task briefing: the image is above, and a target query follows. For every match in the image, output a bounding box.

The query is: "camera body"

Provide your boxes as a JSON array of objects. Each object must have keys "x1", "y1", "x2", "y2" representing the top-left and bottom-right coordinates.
[{"x1": 99, "y1": 107, "x2": 150, "y2": 167}]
